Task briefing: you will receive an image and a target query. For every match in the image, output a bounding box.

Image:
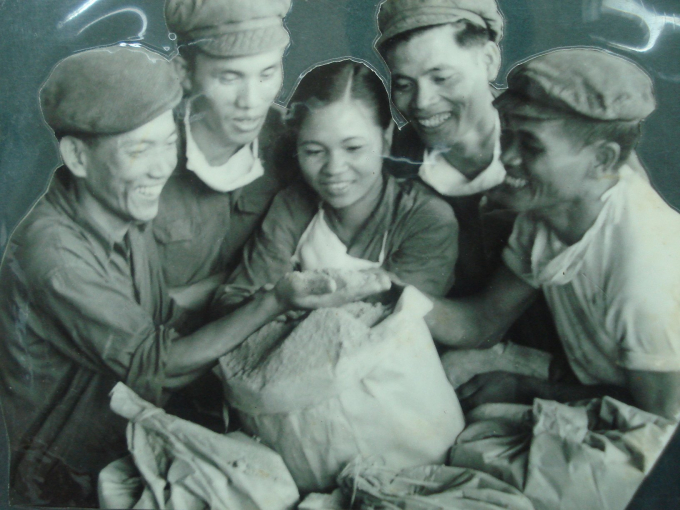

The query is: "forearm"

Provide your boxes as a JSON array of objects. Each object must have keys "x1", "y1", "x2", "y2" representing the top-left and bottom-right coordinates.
[
  {"x1": 425, "y1": 265, "x2": 538, "y2": 349},
  {"x1": 169, "y1": 272, "x2": 226, "y2": 311},
  {"x1": 525, "y1": 377, "x2": 633, "y2": 406},
  {"x1": 165, "y1": 290, "x2": 283, "y2": 386},
  {"x1": 426, "y1": 296, "x2": 506, "y2": 349}
]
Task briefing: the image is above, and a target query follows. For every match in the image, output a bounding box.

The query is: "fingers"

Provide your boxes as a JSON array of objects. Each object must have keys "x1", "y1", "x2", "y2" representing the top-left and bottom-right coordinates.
[{"x1": 294, "y1": 271, "x2": 337, "y2": 295}]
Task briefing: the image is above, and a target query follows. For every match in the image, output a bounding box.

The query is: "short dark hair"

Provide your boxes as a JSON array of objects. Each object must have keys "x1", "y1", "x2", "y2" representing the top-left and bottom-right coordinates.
[
  {"x1": 561, "y1": 115, "x2": 642, "y2": 167},
  {"x1": 286, "y1": 60, "x2": 392, "y2": 132},
  {"x1": 380, "y1": 19, "x2": 491, "y2": 59}
]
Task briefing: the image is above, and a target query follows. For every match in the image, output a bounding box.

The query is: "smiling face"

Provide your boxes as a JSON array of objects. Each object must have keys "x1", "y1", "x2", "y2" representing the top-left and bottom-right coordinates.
[
  {"x1": 385, "y1": 24, "x2": 498, "y2": 151},
  {"x1": 489, "y1": 114, "x2": 600, "y2": 215},
  {"x1": 80, "y1": 110, "x2": 179, "y2": 224},
  {"x1": 189, "y1": 48, "x2": 284, "y2": 146},
  {"x1": 297, "y1": 99, "x2": 388, "y2": 211}
]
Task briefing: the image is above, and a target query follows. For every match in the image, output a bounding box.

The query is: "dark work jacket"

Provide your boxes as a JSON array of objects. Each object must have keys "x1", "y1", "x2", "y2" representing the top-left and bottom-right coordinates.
[
  {"x1": 153, "y1": 104, "x2": 289, "y2": 289},
  {"x1": 0, "y1": 168, "x2": 187, "y2": 507},
  {"x1": 386, "y1": 122, "x2": 515, "y2": 297}
]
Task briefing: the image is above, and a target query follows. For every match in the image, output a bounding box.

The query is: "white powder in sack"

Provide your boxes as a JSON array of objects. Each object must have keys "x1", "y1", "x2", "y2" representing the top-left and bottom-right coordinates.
[{"x1": 221, "y1": 300, "x2": 388, "y2": 391}]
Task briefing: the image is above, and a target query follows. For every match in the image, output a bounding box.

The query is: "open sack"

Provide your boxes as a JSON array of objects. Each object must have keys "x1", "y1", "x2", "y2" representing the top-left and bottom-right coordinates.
[
  {"x1": 449, "y1": 397, "x2": 677, "y2": 510},
  {"x1": 218, "y1": 286, "x2": 465, "y2": 493},
  {"x1": 98, "y1": 383, "x2": 299, "y2": 510}
]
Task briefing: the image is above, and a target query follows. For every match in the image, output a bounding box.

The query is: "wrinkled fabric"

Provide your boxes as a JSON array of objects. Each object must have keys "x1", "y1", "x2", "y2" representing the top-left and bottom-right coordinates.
[
  {"x1": 449, "y1": 398, "x2": 677, "y2": 510},
  {"x1": 214, "y1": 175, "x2": 458, "y2": 313},
  {"x1": 337, "y1": 459, "x2": 535, "y2": 510},
  {"x1": 420, "y1": 115, "x2": 505, "y2": 197},
  {"x1": 153, "y1": 103, "x2": 287, "y2": 289},
  {"x1": 99, "y1": 383, "x2": 299, "y2": 510},
  {"x1": 219, "y1": 287, "x2": 464, "y2": 493},
  {"x1": 503, "y1": 165, "x2": 680, "y2": 386},
  {"x1": 184, "y1": 102, "x2": 264, "y2": 193},
  {"x1": 0, "y1": 168, "x2": 183, "y2": 506},
  {"x1": 292, "y1": 207, "x2": 386, "y2": 271}
]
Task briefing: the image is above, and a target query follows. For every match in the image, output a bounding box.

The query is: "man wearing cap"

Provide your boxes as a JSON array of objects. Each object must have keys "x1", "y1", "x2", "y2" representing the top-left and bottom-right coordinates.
[
  {"x1": 155, "y1": 0, "x2": 292, "y2": 311},
  {"x1": 376, "y1": 0, "x2": 509, "y2": 297},
  {"x1": 425, "y1": 49, "x2": 680, "y2": 419},
  {"x1": 0, "y1": 46, "x2": 389, "y2": 507}
]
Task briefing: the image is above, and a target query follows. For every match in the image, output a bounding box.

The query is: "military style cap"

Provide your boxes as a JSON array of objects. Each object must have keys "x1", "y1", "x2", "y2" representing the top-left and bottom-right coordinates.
[
  {"x1": 41, "y1": 45, "x2": 183, "y2": 137},
  {"x1": 166, "y1": 0, "x2": 291, "y2": 57},
  {"x1": 377, "y1": 0, "x2": 503, "y2": 48},
  {"x1": 494, "y1": 48, "x2": 656, "y2": 121}
]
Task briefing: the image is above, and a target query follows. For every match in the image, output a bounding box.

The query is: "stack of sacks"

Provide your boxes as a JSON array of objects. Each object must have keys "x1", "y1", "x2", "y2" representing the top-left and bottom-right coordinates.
[{"x1": 218, "y1": 271, "x2": 465, "y2": 492}]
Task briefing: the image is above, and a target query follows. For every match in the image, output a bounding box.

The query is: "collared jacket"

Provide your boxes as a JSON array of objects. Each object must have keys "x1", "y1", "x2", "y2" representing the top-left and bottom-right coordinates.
[
  {"x1": 0, "y1": 168, "x2": 186, "y2": 506},
  {"x1": 152, "y1": 103, "x2": 289, "y2": 289}
]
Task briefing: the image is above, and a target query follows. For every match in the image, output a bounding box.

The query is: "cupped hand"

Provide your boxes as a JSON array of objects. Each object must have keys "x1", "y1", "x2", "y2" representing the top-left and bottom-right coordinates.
[{"x1": 274, "y1": 269, "x2": 392, "y2": 311}]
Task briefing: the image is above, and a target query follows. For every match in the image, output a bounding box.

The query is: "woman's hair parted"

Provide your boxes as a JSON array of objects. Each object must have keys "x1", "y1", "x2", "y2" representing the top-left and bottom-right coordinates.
[{"x1": 286, "y1": 60, "x2": 392, "y2": 132}]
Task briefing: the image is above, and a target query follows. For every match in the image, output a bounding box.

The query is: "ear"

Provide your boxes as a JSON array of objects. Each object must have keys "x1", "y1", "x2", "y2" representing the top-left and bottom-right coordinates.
[
  {"x1": 481, "y1": 41, "x2": 502, "y2": 83},
  {"x1": 59, "y1": 136, "x2": 90, "y2": 179},
  {"x1": 172, "y1": 55, "x2": 192, "y2": 94},
  {"x1": 592, "y1": 141, "x2": 621, "y2": 176},
  {"x1": 382, "y1": 121, "x2": 395, "y2": 155}
]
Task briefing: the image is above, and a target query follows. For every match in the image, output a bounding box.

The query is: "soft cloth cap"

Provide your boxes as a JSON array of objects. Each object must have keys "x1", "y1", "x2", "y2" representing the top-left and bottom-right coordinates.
[
  {"x1": 41, "y1": 45, "x2": 182, "y2": 137},
  {"x1": 494, "y1": 48, "x2": 655, "y2": 121},
  {"x1": 377, "y1": 0, "x2": 503, "y2": 48},
  {"x1": 165, "y1": 0, "x2": 291, "y2": 57}
]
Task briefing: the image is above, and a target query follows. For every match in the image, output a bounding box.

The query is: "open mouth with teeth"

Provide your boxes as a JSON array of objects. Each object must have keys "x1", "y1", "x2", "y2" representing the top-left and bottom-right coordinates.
[
  {"x1": 135, "y1": 184, "x2": 165, "y2": 198},
  {"x1": 417, "y1": 112, "x2": 452, "y2": 129},
  {"x1": 504, "y1": 175, "x2": 529, "y2": 189}
]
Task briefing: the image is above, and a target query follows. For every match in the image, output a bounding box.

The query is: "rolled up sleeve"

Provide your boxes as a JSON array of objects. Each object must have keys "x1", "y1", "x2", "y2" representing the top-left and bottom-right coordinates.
[
  {"x1": 616, "y1": 293, "x2": 680, "y2": 373},
  {"x1": 385, "y1": 193, "x2": 458, "y2": 297}
]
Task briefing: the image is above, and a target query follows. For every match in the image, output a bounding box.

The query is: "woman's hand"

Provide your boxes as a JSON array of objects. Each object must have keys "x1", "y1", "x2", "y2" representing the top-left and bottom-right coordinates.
[{"x1": 273, "y1": 270, "x2": 392, "y2": 311}]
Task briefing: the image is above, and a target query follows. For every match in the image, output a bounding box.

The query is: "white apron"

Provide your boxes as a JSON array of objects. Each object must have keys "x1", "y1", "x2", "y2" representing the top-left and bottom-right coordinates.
[{"x1": 291, "y1": 208, "x2": 387, "y2": 271}]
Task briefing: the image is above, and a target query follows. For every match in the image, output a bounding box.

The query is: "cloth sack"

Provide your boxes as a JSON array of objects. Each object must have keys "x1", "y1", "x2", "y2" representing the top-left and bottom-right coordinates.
[
  {"x1": 336, "y1": 458, "x2": 535, "y2": 510},
  {"x1": 449, "y1": 398, "x2": 676, "y2": 510},
  {"x1": 219, "y1": 286, "x2": 465, "y2": 493},
  {"x1": 98, "y1": 383, "x2": 299, "y2": 510}
]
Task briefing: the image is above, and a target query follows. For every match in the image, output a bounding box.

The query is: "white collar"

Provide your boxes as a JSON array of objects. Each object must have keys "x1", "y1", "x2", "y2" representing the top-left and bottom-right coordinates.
[
  {"x1": 419, "y1": 114, "x2": 506, "y2": 197},
  {"x1": 529, "y1": 167, "x2": 631, "y2": 286},
  {"x1": 184, "y1": 102, "x2": 264, "y2": 193}
]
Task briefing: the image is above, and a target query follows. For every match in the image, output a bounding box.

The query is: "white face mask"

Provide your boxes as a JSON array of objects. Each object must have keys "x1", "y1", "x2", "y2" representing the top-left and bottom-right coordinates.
[
  {"x1": 419, "y1": 115, "x2": 506, "y2": 197},
  {"x1": 184, "y1": 103, "x2": 264, "y2": 193}
]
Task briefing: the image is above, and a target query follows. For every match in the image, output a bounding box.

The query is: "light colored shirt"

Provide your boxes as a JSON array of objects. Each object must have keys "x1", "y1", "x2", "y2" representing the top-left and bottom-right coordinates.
[{"x1": 503, "y1": 165, "x2": 680, "y2": 386}]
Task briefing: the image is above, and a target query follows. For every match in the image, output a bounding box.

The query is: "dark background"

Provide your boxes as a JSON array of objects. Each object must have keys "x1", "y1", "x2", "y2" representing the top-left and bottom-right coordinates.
[{"x1": 0, "y1": 0, "x2": 679, "y2": 508}]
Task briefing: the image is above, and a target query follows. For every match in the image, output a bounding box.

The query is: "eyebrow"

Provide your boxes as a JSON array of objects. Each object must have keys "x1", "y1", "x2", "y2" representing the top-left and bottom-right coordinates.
[
  {"x1": 393, "y1": 65, "x2": 457, "y2": 80},
  {"x1": 121, "y1": 131, "x2": 177, "y2": 149}
]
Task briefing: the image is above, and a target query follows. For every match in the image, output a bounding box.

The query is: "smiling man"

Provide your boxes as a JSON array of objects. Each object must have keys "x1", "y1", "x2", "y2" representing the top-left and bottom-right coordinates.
[
  {"x1": 155, "y1": 0, "x2": 292, "y2": 311},
  {"x1": 0, "y1": 46, "x2": 390, "y2": 507},
  {"x1": 426, "y1": 49, "x2": 680, "y2": 420},
  {"x1": 377, "y1": 0, "x2": 507, "y2": 296}
]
